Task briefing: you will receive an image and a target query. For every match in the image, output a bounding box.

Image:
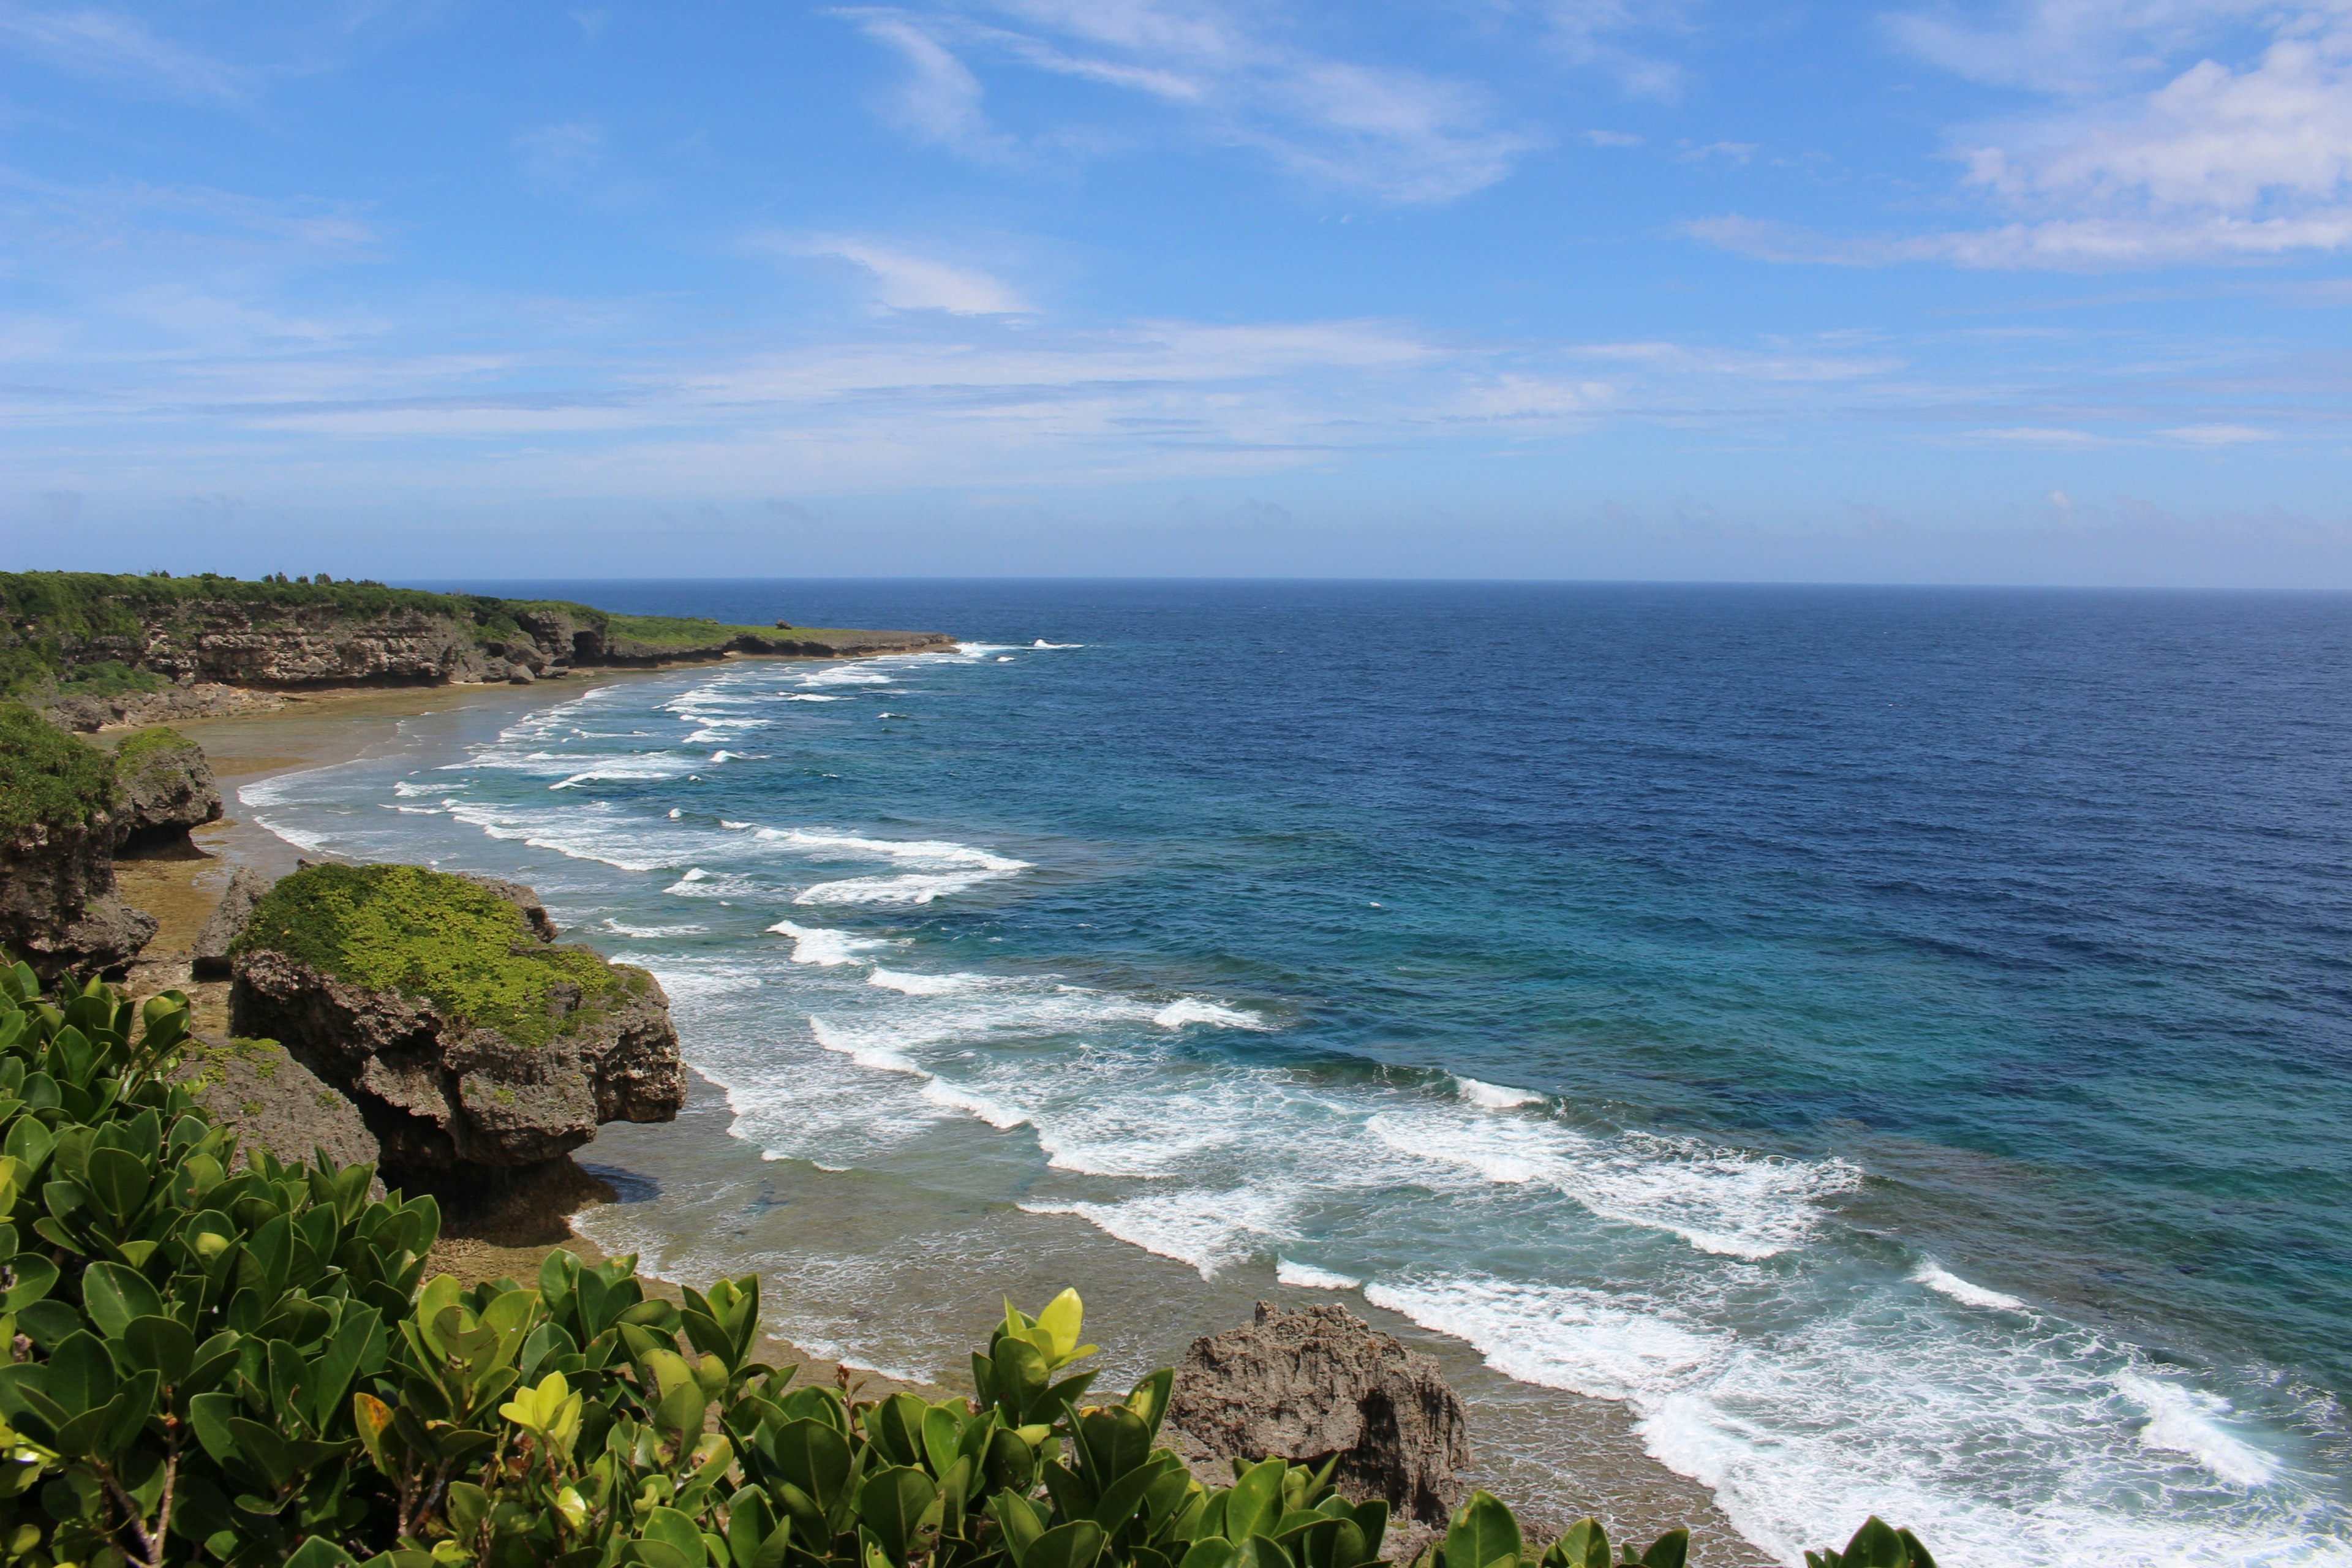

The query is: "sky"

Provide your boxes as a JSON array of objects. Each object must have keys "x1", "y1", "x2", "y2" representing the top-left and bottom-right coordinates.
[{"x1": 5, "y1": 1, "x2": 2352, "y2": 584}]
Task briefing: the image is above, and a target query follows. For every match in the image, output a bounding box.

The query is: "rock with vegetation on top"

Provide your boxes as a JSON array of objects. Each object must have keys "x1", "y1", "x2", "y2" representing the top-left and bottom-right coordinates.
[
  {"x1": 172, "y1": 1032, "x2": 382, "y2": 1177},
  {"x1": 109, "y1": 726, "x2": 223, "y2": 849},
  {"x1": 1167, "y1": 1302, "x2": 1471, "y2": 1526},
  {"x1": 192, "y1": 864, "x2": 273, "y2": 978},
  {"x1": 227, "y1": 862, "x2": 685, "y2": 1185},
  {"x1": 0, "y1": 703, "x2": 155, "y2": 978}
]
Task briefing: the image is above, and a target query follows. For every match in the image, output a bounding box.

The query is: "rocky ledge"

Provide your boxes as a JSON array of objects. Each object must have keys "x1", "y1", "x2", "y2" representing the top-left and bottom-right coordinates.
[{"x1": 224, "y1": 862, "x2": 685, "y2": 1215}]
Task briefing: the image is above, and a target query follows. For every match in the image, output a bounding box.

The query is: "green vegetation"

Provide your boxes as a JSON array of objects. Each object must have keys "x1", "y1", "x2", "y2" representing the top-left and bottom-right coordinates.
[
  {"x1": 51, "y1": 663, "x2": 167, "y2": 701},
  {"x1": 0, "y1": 572, "x2": 887, "y2": 698},
  {"x1": 110, "y1": 727, "x2": 204, "y2": 795},
  {"x1": 0, "y1": 958, "x2": 1936, "y2": 1567},
  {"x1": 0, "y1": 702, "x2": 115, "y2": 837},
  {"x1": 230, "y1": 864, "x2": 636, "y2": 1049}
]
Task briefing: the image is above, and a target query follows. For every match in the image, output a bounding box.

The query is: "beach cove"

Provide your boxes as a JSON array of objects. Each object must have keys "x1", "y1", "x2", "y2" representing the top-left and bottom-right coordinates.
[{"x1": 134, "y1": 580, "x2": 2352, "y2": 1567}]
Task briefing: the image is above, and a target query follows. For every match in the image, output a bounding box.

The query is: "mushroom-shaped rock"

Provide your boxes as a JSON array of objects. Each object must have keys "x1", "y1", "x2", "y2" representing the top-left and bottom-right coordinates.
[
  {"x1": 110, "y1": 727, "x2": 223, "y2": 850},
  {"x1": 227, "y1": 862, "x2": 685, "y2": 1187}
]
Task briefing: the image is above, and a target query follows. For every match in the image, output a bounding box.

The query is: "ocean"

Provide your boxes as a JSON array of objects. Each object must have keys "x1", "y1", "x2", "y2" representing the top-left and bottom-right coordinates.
[{"x1": 239, "y1": 581, "x2": 2352, "y2": 1566}]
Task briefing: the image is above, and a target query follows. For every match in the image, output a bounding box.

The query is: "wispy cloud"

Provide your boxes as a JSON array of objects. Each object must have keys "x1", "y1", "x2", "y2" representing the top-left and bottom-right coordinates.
[
  {"x1": 781, "y1": 235, "x2": 1035, "y2": 314},
  {"x1": 0, "y1": 4, "x2": 250, "y2": 102},
  {"x1": 839, "y1": 1, "x2": 1545, "y2": 202}
]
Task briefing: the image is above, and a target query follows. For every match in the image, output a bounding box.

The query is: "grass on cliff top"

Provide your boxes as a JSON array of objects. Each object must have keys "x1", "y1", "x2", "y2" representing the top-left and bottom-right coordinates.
[
  {"x1": 233, "y1": 862, "x2": 645, "y2": 1048},
  {"x1": 111, "y1": 725, "x2": 200, "y2": 770},
  {"x1": 0, "y1": 702, "x2": 116, "y2": 836}
]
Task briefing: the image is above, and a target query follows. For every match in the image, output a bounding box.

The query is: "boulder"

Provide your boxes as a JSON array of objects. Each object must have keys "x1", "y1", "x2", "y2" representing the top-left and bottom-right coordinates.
[
  {"x1": 110, "y1": 728, "x2": 223, "y2": 850},
  {"x1": 228, "y1": 862, "x2": 685, "y2": 1188},
  {"x1": 173, "y1": 1033, "x2": 382, "y2": 1178},
  {"x1": 1167, "y1": 1302, "x2": 1470, "y2": 1526},
  {"x1": 192, "y1": 865, "x2": 273, "y2": 978}
]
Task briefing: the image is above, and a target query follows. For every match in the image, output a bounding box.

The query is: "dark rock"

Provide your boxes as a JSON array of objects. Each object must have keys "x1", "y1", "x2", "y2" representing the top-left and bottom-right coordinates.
[
  {"x1": 192, "y1": 865, "x2": 273, "y2": 978},
  {"x1": 1167, "y1": 1302, "x2": 1470, "y2": 1526},
  {"x1": 112, "y1": 729, "x2": 224, "y2": 850},
  {"x1": 173, "y1": 1033, "x2": 382, "y2": 1180},
  {"x1": 0, "y1": 815, "x2": 156, "y2": 979}
]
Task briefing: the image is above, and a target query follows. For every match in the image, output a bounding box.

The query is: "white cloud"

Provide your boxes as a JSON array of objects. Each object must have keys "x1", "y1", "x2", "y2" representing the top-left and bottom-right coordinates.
[
  {"x1": 841, "y1": 1, "x2": 1542, "y2": 202},
  {"x1": 788, "y1": 236, "x2": 1034, "y2": 314},
  {"x1": 1704, "y1": 1, "x2": 2352, "y2": 268},
  {"x1": 0, "y1": 4, "x2": 249, "y2": 101},
  {"x1": 856, "y1": 14, "x2": 1003, "y2": 153}
]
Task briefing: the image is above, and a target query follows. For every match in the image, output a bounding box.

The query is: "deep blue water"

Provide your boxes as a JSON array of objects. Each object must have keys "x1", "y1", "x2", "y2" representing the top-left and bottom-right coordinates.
[{"x1": 272, "y1": 581, "x2": 2351, "y2": 1564}]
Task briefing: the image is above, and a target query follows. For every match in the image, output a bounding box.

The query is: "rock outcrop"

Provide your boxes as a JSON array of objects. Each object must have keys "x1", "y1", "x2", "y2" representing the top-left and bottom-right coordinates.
[
  {"x1": 228, "y1": 864, "x2": 685, "y2": 1189},
  {"x1": 1167, "y1": 1303, "x2": 1470, "y2": 1526},
  {"x1": 110, "y1": 728, "x2": 223, "y2": 850},
  {"x1": 43, "y1": 683, "x2": 286, "y2": 734},
  {"x1": 0, "y1": 703, "x2": 154, "y2": 978},
  {"x1": 173, "y1": 1033, "x2": 382, "y2": 1177},
  {"x1": 0, "y1": 818, "x2": 156, "y2": 979},
  {"x1": 192, "y1": 864, "x2": 273, "y2": 978}
]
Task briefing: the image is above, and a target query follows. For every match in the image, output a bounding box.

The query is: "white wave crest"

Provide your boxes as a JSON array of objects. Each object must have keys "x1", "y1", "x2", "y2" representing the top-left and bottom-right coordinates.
[
  {"x1": 767, "y1": 921, "x2": 891, "y2": 966},
  {"x1": 869, "y1": 968, "x2": 987, "y2": 996},
  {"x1": 1367, "y1": 1110, "x2": 1856, "y2": 1260},
  {"x1": 1910, "y1": 1261, "x2": 2026, "y2": 1313},
  {"x1": 602, "y1": 919, "x2": 708, "y2": 938},
  {"x1": 1456, "y1": 1076, "x2": 1545, "y2": 1109},
  {"x1": 1277, "y1": 1260, "x2": 1363, "y2": 1291},
  {"x1": 2116, "y1": 1374, "x2": 2281, "y2": 1488},
  {"x1": 1020, "y1": 1188, "x2": 1289, "y2": 1279},
  {"x1": 1153, "y1": 998, "x2": 1269, "y2": 1030},
  {"x1": 1031, "y1": 639, "x2": 1083, "y2": 648}
]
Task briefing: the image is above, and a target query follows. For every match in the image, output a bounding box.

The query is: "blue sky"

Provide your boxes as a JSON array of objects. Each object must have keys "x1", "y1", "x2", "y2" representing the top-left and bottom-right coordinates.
[{"x1": 6, "y1": 1, "x2": 2351, "y2": 584}]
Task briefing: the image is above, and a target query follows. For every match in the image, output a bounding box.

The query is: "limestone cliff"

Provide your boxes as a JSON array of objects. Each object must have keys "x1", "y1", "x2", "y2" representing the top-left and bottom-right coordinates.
[{"x1": 0, "y1": 703, "x2": 154, "y2": 977}]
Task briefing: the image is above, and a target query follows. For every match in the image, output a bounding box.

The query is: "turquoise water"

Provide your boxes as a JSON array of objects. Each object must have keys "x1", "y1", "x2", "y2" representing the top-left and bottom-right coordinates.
[{"x1": 249, "y1": 582, "x2": 2351, "y2": 1566}]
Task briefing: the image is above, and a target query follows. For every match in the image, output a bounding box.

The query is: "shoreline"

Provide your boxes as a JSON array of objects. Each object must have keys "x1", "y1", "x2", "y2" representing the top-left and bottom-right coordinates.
[{"x1": 109, "y1": 666, "x2": 1773, "y2": 1568}]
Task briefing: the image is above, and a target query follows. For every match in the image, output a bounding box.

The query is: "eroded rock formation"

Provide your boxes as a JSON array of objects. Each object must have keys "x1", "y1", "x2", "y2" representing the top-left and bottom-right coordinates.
[
  {"x1": 0, "y1": 815, "x2": 156, "y2": 980},
  {"x1": 228, "y1": 867, "x2": 685, "y2": 1186},
  {"x1": 111, "y1": 728, "x2": 223, "y2": 850},
  {"x1": 173, "y1": 1033, "x2": 382, "y2": 1178},
  {"x1": 192, "y1": 864, "x2": 272, "y2": 978},
  {"x1": 1167, "y1": 1302, "x2": 1471, "y2": 1526}
]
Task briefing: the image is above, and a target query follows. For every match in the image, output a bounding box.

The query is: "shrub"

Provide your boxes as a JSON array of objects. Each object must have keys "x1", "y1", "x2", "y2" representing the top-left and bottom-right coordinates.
[
  {"x1": 0, "y1": 959, "x2": 1936, "y2": 1568},
  {"x1": 0, "y1": 705, "x2": 116, "y2": 839}
]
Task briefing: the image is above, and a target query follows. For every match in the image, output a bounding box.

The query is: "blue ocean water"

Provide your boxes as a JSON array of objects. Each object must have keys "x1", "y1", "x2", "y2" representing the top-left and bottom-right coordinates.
[{"x1": 251, "y1": 582, "x2": 2351, "y2": 1566}]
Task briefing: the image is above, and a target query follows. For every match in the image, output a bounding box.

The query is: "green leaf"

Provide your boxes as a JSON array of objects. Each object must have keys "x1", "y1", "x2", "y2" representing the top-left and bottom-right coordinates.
[
  {"x1": 1637, "y1": 1529, "x2": 1689, "y2": 1568},
  {"x1": 992, "y1": 1489, "x2": 1048, "y2": 1567},
  {"x1": 1222, "y1": 1458, "x2": 1287, "y2": 1543},
  {"x1": 1444, "y1": 1491, "x2": 1521, "y2": 1568},
  {"x1": 1834, "y1": 1519, "x2": 1912, "y2": 1568},
  {"x1": 85, "y1": 1145, "x2": 149, "y2": 1224},
  {"x1": 921, "y1": 1403, "x2": 967, "y2": 1479},
  {"x1": 2, "y1": 1254, "x2": 56, "y2": 1310},
  {"x1": 857, "y1": 1465, "x2": 939, "y2": 1566},
  {"x1": 1542, "y1": 1521, "x2": 1607, "y2": 1568},
  {"x1": 81, "y1": 1259, "x2": 162, "y2": 1337},
  {"x1": 643, "y1": 1506, "x2": 710, "y2": 1567},
  {"x1": 775, "y1": 1415, "x2": 856, "y2": 1509},
  {"x1": 284, "y1": 1537, "x2": 362, "y2": 1568},
  {"x1": 1025, "y1": 1520, "x2": 1108, "y2": 1568},
  {"x1": 121, "y1": 1315, "x2": 196, "y2": 1386},
  {"x1": 1178, "y1": 1542, "x2": 1238, "y2": 1568}
]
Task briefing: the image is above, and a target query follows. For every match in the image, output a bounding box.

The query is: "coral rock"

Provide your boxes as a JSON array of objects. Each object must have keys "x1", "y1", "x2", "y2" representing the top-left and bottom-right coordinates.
[{"x1": 1168, "y1": 1302, "x2": 1470, "y2": 1526}]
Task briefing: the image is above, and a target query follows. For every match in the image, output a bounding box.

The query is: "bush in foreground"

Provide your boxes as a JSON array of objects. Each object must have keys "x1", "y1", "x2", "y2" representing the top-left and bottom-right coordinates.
[{"x1": 0, "y1": 959, "x2": 1934, "y2": 1568}]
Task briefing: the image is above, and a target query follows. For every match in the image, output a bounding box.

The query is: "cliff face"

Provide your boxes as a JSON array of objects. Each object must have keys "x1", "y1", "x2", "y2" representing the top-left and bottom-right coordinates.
[
  {"x1": 2, "y1": 573, "x2": 957, "y2": 712},
  {"x1": 0, "y1": 703, "x2": 154, "y2": 977}
]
